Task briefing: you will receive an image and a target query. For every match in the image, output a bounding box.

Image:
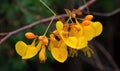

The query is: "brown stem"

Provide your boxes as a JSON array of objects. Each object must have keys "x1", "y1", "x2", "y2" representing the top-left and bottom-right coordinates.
[
  {"x1": 87, "y1": 8, "x2": 120, "y2": 17},
  {"x1": 93, "y1": 40, "x2": 120, "y2": 71},
  {"x1": 0, "y1": 33, "x2": 8, "y2": 36}
]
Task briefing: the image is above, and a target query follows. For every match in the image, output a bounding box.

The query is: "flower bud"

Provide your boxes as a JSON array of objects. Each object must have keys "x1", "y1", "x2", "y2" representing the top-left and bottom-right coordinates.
[
  {"x1": 84, "y1": 15, "x2": 93, "y2": 21},
  {"x1": 25, "y1": 32, "x2": 36, "y2": 39},
  {"x1": 82, "y1": 20, "x2": 91, "y2": 26},
  {"x1": 39, "y1": 36, "x2": 48, "y2": 45},
  {"x1": 71, "y1": 13, "x2": 76, "y2": 18}
]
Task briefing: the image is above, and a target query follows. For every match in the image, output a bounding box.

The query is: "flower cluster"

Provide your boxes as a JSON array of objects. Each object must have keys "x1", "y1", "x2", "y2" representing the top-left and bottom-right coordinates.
[{"x1": 15, "y1": 10, "x2": 103, "y2": 63}]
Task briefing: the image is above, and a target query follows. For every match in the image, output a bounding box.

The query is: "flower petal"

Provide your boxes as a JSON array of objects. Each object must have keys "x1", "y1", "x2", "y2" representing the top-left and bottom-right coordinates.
[
  {"x1": 83, "y1": 24, "x2": 95, "y2": 41},
  {"x1": 39, "y1": 46, "x2": 46, "y2": 63},
  {"x1": 63, "y1": 36, "x2": 87, "y2": 49},
  {"x1": 51, "y1": 44, "x2": 68, "y2": 63},
  {"x1": 15, "y1": 41, "x2": 28, "y2": 56},
  {"x1": 76, "y1": 37, "x2": 88, "y2": 49},
  {"x1": 15, "y1": 40, "x2": 41, "y2": 59},
  {"x1": 56, "y1": 21, "x2": 63, "y2": 31},
  {"x1": 92, "y1": 22, "x2": 103, "y2": 36},
  {"x1": 22, "y1": 41, "x2": 41, "y2": 59},
  {"x1": 63, "y1": 36, "x2": 77, "y2": 49},
  {"x1": 50, "y1": 41, "x2": 68, "y2": 63},
  {"x1": 49, "y1": 41, "x2": 55, "y2": 50},
  {"x1": 22, "y1": 45, "x2": 39, "y2": 59}
]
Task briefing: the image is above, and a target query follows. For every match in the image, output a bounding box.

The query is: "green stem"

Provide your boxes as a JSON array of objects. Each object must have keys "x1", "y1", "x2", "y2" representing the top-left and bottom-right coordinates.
[
  {"x1": 39, "y1": 0, "x2": 56, "y2": 36},
  {"x1": 40, "y1": 0, "x2": 56, "y2": 16},
  {"x1": 66, "y1": 16, "x2": 71, "y2": 23},
  {"x1": 77, "y1": 18, "x2": 84, "y2": 21},
  {"x1": 43, "y1": 16, "x2": 55, "y2": 36}
]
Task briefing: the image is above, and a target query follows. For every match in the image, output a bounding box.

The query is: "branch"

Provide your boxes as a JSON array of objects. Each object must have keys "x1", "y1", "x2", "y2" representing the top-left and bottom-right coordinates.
[
  {"x1": 93, "y1": 40, "x2": 120, "y2": 71},
  {"x1": 92, "y1": 47, "x2": 105, "y2": 71},
  {"x1": 78, "y1": 0, "x2": 96, "y2": 11},
  {"x1": 0, "y1": 0, "x2": 96, "y2": 44},
  {"x1": 89, "y1": 8, "x2": 120, "y2": 17},
  {"x1": 0, "y1": 33, "x2": 8, "y2": 36}
]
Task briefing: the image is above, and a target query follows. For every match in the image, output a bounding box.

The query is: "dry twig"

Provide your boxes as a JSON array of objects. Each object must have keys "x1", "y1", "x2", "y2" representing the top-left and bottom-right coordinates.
[
  {"x1": 92, "y1": 40, "x2": 120, "y2": 71},
  {"x1": 0, "y1": 33, "x2": 8, "y2": 36},
  {"x1": 87, "y1": 8, "x2": 120, "y2": 17}
]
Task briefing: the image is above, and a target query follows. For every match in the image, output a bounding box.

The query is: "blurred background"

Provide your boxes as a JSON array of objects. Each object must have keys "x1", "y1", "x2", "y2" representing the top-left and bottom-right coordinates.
[{"x1": 0, "y1": 0, "x2": 120, "y2": 71}]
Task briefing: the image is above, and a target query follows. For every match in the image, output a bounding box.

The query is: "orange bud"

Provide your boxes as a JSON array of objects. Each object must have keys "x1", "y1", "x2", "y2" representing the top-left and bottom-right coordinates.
[
  {"x1": 84, "y1": 15, "x2": 93, "y2": 21},
  {"x1": 39, "y1": 36, "x2": 48, "y2": 45},
  {"x1": 82, "y1": 20, "x2": 91, "y2": 26},
  {"x1": 49, "y1": 34, "x2": 56, "y2": 41},
  {"x1": 25, "y1": 32, "x2": 36, "y2": 39},
  {"x1": 71, "y1": 13, "x2": 76, "y2": 18},
  {"x1": 39, "y1": 36, "x2": 44, "y2": 41},
  {"x1": 43, "y1": 38, "x2": 48, "y2": 45}
]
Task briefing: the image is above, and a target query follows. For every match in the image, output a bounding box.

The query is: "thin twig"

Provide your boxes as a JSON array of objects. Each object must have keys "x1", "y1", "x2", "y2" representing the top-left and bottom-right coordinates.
[
  {"x1": 88, "y1": 8, "x2": 120, "y2": 17},
  {"x1": 93, "y1": 40, "x2": 120, "y2": 71},
  {"x1": 92, "y1": 47, "x2": 105, "y2": 71},
  {"x1": 78, "y1": 0, "x2": 96, "y2": 11},
  {"x1": 0, "y1": 33, "x2": 8, "y2": 36},
  {"x1": 0, "y1": 0, "x2": 96, "y2": 44}
]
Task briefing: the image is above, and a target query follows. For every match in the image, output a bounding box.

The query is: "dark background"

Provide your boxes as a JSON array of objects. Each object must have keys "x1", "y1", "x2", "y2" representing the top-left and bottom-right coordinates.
[{"x1": 0, "y1": 0, "x2": 120, "y2": 71}]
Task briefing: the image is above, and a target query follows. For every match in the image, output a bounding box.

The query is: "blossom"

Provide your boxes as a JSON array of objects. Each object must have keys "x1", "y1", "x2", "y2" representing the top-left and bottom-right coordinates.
[
  {"x1": 38, "y1": 36, "x2": 48, "y2": 62},
  {"x1": 81, "y1": 21, "x2": 103, "y2": 41},
  {"x1": 15, "y1": 39, "x2": 41, "y2": 59},
  {"x1": 15, "y1": 32, "x2": 49, "y2": 62},
  {"x1": 56, "y1": 21, "x2": 88, "y2": 49},
  {"x1": 81, "y1": 20, "x2": 96, "y2": 41},
  {"x1": 49, "y1": 33, "x2": 68, "y2": 63},
  {"x1": 15, "y1": 10, "x2": 103, "y2": 63}
]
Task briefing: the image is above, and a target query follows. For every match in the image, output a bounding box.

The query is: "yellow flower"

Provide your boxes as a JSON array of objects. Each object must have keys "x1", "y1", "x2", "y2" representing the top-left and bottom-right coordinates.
[
  {"x1": 82, "y1": 21, "x2": 103, "y2": 41},
  {"x1": 38, "y1": 36, "x2": 48, "y2": 62},
  {"x1": 81, "y1": 15, "x2": 103, "y2": 41},
  {"x1": 69, "y1": 23, "x2": 83, "y2": 37},
  {"x1": 49, "y1": 33, "x2": 68, "y2": 63},
  {"x1": 81, "y1": 20, "x2": 96, "y2": 41},
  {"x1": 15, "y1": 12, "x2": 103, "y2": 63},
  {"x1": 56, "y1": 21, "x2": 87, "y2": 49},
  {"x1": 39, "y1": 45, "x2": 46, "y2": 63},
  {"x1": 15, "y1": 39, "x2": 41, "y2": 59},
  {"x1": 15, "y1": 35, "x2": 49, "y2": 62},
  {"x1": 48, "y1": 33, "x2": 59, "y2": 50}
]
